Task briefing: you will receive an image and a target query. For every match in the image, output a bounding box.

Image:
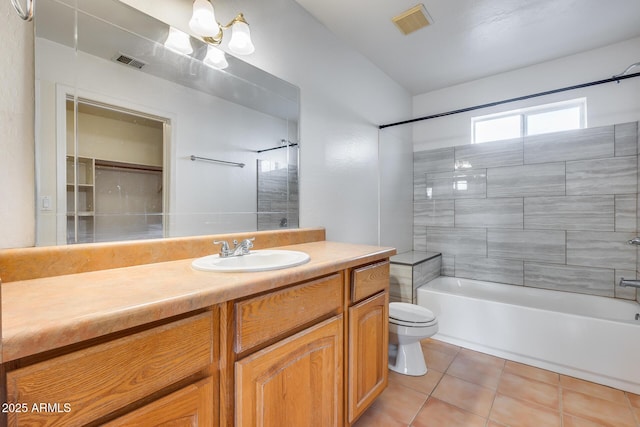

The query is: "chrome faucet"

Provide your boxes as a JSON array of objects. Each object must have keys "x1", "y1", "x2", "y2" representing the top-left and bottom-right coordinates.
[
  {"x1": 214, "y1": 237, "x2": 254, "y2": 258},
  {"x1": 619, "y1": 277, "x2": 640, "y2": 288}
]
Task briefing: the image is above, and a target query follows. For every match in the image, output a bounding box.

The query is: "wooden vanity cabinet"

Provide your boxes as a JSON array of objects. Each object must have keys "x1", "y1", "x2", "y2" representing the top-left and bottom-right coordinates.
[
  {"x1": 4, "y1": 310, "x2": 217, "y2": 426},
  {"x1": 231, "y1": 261, "x2": 391, "y2": 427},
  {"x1": 2, "y1": 254, "x2": 391, "y2": 427},
  {"x1": 347, "y1": 261, "x2": 390, "y2": 424},
  {"x1": 233, "y1": 273, "x2": 345, "y2": 427}
]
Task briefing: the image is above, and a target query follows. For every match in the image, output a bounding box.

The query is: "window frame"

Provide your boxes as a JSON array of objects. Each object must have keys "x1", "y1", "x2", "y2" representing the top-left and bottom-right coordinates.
[{"x1": 471, "y1": 98, "x2": 587, "y2": 144}]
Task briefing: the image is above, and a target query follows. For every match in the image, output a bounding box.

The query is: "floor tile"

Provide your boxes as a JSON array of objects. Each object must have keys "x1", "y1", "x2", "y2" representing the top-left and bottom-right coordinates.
[
  {"x1": 446, "y1": 351, "x2": 504, "y2": 389},
  {"x1": 388, "y1": 368, "x2": 443, "y2": 396},
  {"x1": 631, "y1": 406, "x2": 640, "y2": 426},
  {"x1": 457, "y1": 348, "x2": 506, "y2": 369},
  {"x1": 627, "y1": 392, "x2": 640, "y2": 425},
  {"x1": 352, "y1": 404, "x2": 407, "y2": 427},
  {"x1": 560, "y1": 375, "x2": 628, "y2": 404},
  {"x1": 432, "y1": 374, "x2": 495, "y2": 417},
  {"x1": 489, "y1": 394, "x2": 561, "y2": 427},
  {"x1": 356, "y1": 339, "x2": 638, "y2": 427},
  {"x1": 497, "y1": 371, "x2": 560, "y2": 410},
  {"x1": 420, "y1": 338, "x2": 460, "y2": 357},
  {"x1": 563, "y1": 414, "x2": 610, "y2": 427},
  {"x1": 369, "y1": 379, "x2": 428, "y2": 425},
  {"x1": 411, "y1": 397, "x2": 486, "y2": 427},
  {"x1": 503, "y1": 360, "x2": 559, "y2": 385},
  {"x1": 627, "y1": 392, "x2": 640, "y2": 408},
  {"x1": 422, "y1": 346, "x2": 456, "y2": 372},
  {"x1": 562, "y1": 389, "x2": 637, "y2": 427}
]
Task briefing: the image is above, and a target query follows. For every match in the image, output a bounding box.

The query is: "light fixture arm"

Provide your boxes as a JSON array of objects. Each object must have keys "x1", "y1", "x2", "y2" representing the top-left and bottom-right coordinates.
[
  {"x1": 202, "y1": 13, "x2": 248, "y2": 46},
  {"x1": 10, "y1": 0, "x2": 34, "y2": 21}
]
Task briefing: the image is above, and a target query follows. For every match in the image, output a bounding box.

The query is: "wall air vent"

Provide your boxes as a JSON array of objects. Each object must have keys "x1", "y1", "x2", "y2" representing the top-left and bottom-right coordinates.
[
  {"x1": 113, "y1": 53, "x2": 146, "y2": 70},
  {"x1": 392, "y1": 4, "x2": 433, "y2": 35}
]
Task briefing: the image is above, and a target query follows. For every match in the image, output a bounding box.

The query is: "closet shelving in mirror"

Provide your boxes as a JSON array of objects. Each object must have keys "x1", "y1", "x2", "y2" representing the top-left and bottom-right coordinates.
[{"x1": 66, "y1": 156, "x2": 96, "y2": 244}]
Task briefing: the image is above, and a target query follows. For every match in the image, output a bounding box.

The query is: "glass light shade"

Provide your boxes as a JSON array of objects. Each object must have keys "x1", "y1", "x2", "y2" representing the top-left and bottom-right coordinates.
[
  {"x1": 189, "y1": 0, "x2": 219, "y2": 37},
  {"x1": 203, "y1": 45, "x2": 228, "y2": 70},
  {"x1": 228, "y1": 21, "x2": 255, "y2": 55},
  {"x1": 164, "y1": 27, "x2": 193, "y2": 55}
]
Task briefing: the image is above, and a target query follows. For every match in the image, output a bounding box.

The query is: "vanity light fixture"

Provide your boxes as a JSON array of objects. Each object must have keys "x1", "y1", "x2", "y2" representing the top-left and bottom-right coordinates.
[
  {"x1": 164, "y1": 26, "x2": 193, "y2": 55},
  {"x1": 188, "y1": 0, "x2": 255, "y2": 55},
  {"x1": 204, "y1": 45, "x2": 229, "y2": 70}
]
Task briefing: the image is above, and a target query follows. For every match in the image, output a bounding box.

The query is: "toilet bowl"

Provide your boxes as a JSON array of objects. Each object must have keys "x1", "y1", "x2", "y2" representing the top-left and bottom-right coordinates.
[{"x1": 388, "y1": 302, "x2": 438, "y2": 376}]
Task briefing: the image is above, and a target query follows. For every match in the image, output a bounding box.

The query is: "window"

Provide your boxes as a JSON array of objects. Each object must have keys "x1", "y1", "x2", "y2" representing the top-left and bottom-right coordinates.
[{"x1": 471, "y1": 98, "x2": 586, "y2": 144}]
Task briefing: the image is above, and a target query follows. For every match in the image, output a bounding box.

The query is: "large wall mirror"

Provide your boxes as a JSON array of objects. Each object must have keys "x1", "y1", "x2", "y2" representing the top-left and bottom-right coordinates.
[{"x1": 35, "y1": 0, "x2": 300, "y2": 246}]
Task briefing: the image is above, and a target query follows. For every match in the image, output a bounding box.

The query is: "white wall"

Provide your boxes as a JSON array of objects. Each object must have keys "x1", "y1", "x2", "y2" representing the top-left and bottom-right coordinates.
[
  {"x1": 0, "y1": 3, "x2": 34, "y2": 249},
  {"x1": 379, "y1": 125, "x2": 413, "y2": 253},
  {"x1": 413, "y1": 37, "x2": 640, "y2": 151},
  {"x1": 244, "y1": 0, "x2": 412, "y2": 246}
]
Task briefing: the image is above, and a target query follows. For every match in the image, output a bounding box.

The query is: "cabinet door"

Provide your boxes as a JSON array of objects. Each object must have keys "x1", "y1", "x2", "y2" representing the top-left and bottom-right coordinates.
[
  {"x1": 103, "y1": 377, "x2": 214, "y2": 426},
  {"x1": 347, "y1": 291, "x2": 389, "y2": 423},
  {"x1": 235, "y1": 316, "x2": 343, "y2": 427}
]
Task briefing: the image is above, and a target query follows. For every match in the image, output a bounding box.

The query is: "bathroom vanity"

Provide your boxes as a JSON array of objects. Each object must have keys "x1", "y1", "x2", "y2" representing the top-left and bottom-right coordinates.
[{"x1": 0, "y1": 228, "x2": 393, "y2": 426}]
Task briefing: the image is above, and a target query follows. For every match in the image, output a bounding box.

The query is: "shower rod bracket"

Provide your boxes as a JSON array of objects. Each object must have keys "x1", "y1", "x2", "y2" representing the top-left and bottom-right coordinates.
[{"x1": 613, "y1": 61, "x2": 640, "y2": 83}]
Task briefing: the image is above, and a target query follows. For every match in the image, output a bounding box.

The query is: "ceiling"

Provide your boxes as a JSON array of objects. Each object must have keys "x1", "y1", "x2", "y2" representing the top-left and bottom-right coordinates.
[{"x1": 293, "y1": 0, "x2": 640, "y2": 95}]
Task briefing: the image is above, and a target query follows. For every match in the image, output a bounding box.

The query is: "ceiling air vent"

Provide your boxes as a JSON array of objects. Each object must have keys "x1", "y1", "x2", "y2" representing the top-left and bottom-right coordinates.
[
  {"x1": 392, "y1": 4, "x2": 433, "y2": 35},
  {"x1": 113, "y1": 53, "x2": 146, "y2": 70}
]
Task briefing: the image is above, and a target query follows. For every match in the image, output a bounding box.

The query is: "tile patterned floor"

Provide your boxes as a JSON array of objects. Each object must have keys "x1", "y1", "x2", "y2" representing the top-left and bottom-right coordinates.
[{"x1": 353, "y1": 338, "x2": 640, "y2": 427}]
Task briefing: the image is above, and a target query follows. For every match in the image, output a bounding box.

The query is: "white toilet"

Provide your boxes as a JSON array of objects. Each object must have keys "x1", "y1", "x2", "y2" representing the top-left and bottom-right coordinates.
[{"x1": 388, "y1": 302, "x2": 438, "y2": 376}]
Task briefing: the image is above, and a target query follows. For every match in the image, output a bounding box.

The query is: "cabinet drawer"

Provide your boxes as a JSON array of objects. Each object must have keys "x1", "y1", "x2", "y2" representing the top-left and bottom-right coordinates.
[
  {"x1": 6, "y1": 312, "x2": 213, "y2": 426},
  {"x1": 235, "y1": 273, "x2": 343, "y2": 354},
  {"x1": 351, "y1": 261, "x2": 390, "y2": 303},
  {"x1": 103, "y1": 377, "x2": 214, "y2": 427}
]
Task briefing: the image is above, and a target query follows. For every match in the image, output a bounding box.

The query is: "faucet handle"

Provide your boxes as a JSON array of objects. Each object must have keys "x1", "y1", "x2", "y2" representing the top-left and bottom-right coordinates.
[
  {"x1": 237, "y1": 237, "x2": 254, "y2": 254},
  {"x1": 243, "y1": 237, "x2": 255, "y2": 249},
  {"x1": 213, "y1": 240, "x2": 231, "y2": 256}
]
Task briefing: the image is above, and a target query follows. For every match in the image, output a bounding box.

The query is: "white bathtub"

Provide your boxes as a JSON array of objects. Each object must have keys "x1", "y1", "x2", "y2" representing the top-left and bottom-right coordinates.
[{"x1": 417, "y1": 276, "x2": 640, "y2": 394}]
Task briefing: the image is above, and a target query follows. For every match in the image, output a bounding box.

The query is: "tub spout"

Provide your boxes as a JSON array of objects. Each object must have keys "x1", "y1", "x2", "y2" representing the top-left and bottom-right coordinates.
[{"x1": 619, "y1": 277, "x2": 640, "y2": 288}]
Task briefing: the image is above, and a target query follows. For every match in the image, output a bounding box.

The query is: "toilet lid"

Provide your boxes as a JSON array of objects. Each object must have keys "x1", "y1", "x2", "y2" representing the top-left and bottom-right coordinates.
[{"x1": 389, "y1": 302, "x2": 437, "y2": 325}]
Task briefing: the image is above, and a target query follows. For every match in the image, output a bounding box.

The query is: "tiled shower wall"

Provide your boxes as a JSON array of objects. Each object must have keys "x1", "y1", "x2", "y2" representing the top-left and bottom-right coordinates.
[
  {"x1": 413, "y1": 122, "x2": 639, "y2": 301},
  {"x1": 257, "y1": 161, "x2": 299, "y2": 230}
]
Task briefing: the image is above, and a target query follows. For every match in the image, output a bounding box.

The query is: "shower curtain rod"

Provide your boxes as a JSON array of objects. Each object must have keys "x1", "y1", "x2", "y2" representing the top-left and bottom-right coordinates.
[{"x1": 379, "y1": 70, "x2": 640, "y2": 129}]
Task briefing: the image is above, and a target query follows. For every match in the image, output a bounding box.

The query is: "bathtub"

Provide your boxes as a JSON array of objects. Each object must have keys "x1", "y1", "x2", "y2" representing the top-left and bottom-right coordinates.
[{"x1": 417, "y1": 276, "x2": 640, "y2": 394}]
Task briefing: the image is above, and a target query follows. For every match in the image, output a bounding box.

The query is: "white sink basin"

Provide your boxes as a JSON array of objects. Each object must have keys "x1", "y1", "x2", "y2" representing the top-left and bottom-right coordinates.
[{"x1": 191, "y1": 249, "x2": 310, "y2": 273}]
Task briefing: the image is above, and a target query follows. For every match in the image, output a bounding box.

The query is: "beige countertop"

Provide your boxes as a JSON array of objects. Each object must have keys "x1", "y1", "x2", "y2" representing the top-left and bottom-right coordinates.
[{"x1": 2, "y1": 240, "x2": 395, "y2": 362}]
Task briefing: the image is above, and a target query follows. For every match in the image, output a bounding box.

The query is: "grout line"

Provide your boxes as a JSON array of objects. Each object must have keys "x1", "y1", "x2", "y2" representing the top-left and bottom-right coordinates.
[
  {"x1": 485, "y1": 355, "x2": 507, "y2": 425},
  {"x1": 559, "y1": 379, "x2": 564, "y2": 427},
  {"x1": 624, "y1": 391, "x2": 640, "y2": 427},
  {"x1": 406, "y1": 391, "x2": 432, "y2": 427}
]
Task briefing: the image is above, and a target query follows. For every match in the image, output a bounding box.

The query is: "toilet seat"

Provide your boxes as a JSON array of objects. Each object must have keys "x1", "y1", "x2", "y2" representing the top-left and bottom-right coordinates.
[
  {"x1": 388, "y1": 302, "x2": 439, "y2": 376},
  {"x1": 389, "y1": 302, "x2": 437, "y2": 327}
]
